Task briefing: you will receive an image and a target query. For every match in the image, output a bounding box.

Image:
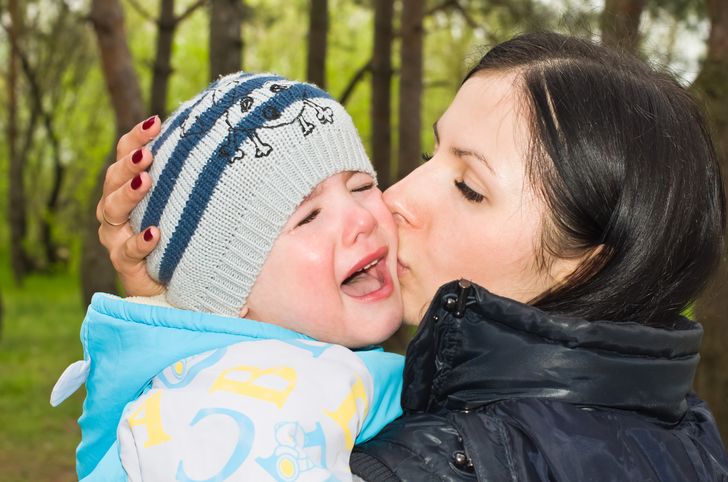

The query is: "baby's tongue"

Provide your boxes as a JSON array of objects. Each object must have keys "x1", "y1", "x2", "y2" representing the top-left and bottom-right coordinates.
[{"x1": 341, "y1": 270, "x2": 382, "y2": 297}]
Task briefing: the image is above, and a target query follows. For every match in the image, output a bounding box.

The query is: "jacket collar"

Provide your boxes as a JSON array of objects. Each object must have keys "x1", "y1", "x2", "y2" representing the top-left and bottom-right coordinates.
[{"x1": 402, "y1": 280, "x2": 702, "y2": 422}]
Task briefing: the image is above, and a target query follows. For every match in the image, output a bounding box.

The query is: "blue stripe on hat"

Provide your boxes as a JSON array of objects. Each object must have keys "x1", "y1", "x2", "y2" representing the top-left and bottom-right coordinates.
[
  {"x1": 148, "y1": 76, "x2": 230, "y2": 154},
  {"x1": 141, "y1": 74, "x2": 283, "y2": 230},
  {"x1": 158, "y1": 82, "x2": 332, "y2": 283}
]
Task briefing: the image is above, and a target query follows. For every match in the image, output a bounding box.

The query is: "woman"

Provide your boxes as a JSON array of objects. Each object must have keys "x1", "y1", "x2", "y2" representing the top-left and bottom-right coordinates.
[{"x1": 98, "y1": 32, "x2": 728, "y2": 480}]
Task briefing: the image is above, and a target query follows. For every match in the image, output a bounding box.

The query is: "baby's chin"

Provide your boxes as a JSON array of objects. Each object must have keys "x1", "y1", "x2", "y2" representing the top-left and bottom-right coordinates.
[{"x1": 344, "y1": 313, "x2": 404, "y2": 348}]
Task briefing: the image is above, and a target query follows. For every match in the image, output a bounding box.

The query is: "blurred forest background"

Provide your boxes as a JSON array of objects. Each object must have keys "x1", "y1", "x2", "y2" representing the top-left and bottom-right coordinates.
[{"x1": 1, "y1": 0, "x2": 727, "y2": 480}]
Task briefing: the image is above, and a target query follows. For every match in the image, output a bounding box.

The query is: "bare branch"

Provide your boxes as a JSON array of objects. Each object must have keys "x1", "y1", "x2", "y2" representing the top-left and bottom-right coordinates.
[
  {"x1": 426, "y1": 0, "x2": 458, "y2": 17},
  {"x1": 338, "y1": 59, "x2": 372, "y2": 106},
  {"x1": 0, "y1": 20, "x2": 62, "y2": 176},
  {"x1": 427, "y1": 0, "x2": 480, "y2": 29},
  {"x1": 176, "y1": 0, "x2": 209, "y2": 23},
  {"x1": 450, "y1": 1, "x2": 480, "y2": 30},
  {"x1": 125, "y1": 0, "x2": 154, "y2": 22},
  {"x1": 425, "y1": 0, "x2": 498, "y2": 44}
]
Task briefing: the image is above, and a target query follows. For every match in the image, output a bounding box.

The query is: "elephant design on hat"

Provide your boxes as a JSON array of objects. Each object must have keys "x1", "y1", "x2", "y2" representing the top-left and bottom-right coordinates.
[
  {"x1": 220, "y1": 82, "x2": 334, "y2": 164},
  {"x1": 179, "y1": 79, "x2": 335, "y2": 165}
]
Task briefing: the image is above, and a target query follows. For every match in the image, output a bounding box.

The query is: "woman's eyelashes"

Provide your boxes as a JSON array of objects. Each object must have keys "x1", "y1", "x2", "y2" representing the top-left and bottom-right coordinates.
[
  {"x1": 421, "y1": 149, "x2": 484, "y2": 203},
  {"x1": 296, "y1": 208, "x2": 321, "y2": 227},
  {"x1": 455, "y1": 179, "x2": 485, "y2": 203}
]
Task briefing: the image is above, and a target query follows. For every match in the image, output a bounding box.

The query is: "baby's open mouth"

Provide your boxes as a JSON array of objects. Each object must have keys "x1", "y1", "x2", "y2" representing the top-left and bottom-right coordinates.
[{"x1": 341, "y1": 258, "x2": 387, "y2": 297}]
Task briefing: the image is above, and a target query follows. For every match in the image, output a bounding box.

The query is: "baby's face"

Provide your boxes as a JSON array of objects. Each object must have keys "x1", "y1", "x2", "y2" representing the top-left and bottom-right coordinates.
[{"x1": 245, "y1": 171, "x2": 403, "y2": 347}]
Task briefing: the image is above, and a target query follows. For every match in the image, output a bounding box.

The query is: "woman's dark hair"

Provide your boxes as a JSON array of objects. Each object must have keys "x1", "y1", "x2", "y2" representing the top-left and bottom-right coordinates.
[{"x1": 464, "y1": 32, "x2": 725, "y2": 326}]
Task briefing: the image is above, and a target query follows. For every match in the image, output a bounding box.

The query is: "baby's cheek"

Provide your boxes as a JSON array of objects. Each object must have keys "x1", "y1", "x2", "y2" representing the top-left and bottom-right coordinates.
[{"x1": 293, "y1": 248, "x2": 338, "y2": 301}]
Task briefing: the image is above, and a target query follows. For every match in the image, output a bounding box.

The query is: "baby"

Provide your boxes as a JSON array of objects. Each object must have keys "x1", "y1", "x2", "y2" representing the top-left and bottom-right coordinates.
[{"x1": 52, "y1": 73, "x2": 404, "y2": 481}]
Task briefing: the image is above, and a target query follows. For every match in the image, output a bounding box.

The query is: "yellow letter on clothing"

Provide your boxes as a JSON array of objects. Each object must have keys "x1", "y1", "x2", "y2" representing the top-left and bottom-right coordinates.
[
  {"x1": 127, "y1": 391, "x2": 172, "y2": 448},
  {"x1": 210, "y1": 365, "x2": 297, "y2": 408},
  {"x1": 324, "y1": 378, "x2": 368, "y2": 450}
]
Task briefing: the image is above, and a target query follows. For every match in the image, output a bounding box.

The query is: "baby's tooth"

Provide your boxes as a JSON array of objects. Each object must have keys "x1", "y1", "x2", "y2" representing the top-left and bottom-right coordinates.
[{"x1": 364, "y1": 259, "x2": 379, "y2": 271}]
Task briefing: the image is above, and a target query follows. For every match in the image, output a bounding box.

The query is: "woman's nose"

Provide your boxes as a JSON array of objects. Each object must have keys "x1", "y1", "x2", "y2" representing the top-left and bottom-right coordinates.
[
  {"x1": 343, "y1": 201, "x2": 378, "y2": 245},
  {"x1": 383, "y1": 166, "x2": 422, "y2": 229}
]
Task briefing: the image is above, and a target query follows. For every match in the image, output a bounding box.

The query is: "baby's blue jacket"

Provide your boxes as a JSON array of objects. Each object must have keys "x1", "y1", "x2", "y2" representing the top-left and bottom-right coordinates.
[{"x1": 53, "y1": 293, "x2": 404, "y2": 481}]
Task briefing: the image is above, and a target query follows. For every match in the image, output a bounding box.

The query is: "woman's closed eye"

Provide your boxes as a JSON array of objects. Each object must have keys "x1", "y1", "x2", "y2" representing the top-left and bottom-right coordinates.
[
  {"x1": 455, "y1": 179, "x2": 485, "y2": 203},
  {"x1": 296, "y1": 208, "x2": 321, "y2": 227}
]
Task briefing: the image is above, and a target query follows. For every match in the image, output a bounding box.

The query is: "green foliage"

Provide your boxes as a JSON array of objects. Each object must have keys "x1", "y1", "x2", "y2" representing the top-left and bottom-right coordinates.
[
  {"x1": 2, "y1": 0, "x2": 110, "y2": 272},
  {"x1": 0, "y1": 251, "x2": 84, "y2": 481},
  {"x1": 168, "y1": 7, "x2": 211, "y2": 106}
]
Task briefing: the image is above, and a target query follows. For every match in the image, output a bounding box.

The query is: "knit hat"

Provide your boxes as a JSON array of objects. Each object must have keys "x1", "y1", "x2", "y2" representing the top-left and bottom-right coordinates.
[{"x1": 129, "y1": 72, "x2": 375, "y2": 316}]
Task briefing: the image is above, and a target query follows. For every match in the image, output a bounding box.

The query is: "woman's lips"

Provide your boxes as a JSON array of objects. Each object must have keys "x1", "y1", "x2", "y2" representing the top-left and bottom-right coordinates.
[{"x1": 397, "y1": 258, "x2": 409, "y2": 277}]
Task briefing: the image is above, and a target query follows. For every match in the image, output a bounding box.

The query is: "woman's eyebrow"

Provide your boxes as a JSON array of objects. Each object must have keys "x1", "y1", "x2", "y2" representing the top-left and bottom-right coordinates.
[
  {"x1": 434, "y1": 120, "x2": 496, "y2": 176},
  {"x1": 452, "y1": 147, "x2": 496, "y2": 176}
]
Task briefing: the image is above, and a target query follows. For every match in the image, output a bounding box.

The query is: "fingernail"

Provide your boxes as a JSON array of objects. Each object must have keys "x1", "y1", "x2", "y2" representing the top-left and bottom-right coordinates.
[
  {"x1": 143, "y1": 228, "x2": 153, "y2": 242},
  {"x1": 132, "y1": 149, "x2": 143, "y2": 164},
  {"x1": 142, "y1": 116, "x2": 156, "y2": 130},
  {"x1": 131, "y1": 175, "x2": 142, "y2": 190}
]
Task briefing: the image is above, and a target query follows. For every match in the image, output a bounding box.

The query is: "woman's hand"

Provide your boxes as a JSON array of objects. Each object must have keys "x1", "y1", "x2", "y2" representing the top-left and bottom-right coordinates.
[{"x1": 96, "y1": 116, "x2": 165, "y2": 296}]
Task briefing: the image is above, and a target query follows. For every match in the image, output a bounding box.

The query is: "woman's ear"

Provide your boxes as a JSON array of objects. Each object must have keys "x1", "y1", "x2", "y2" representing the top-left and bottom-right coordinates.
[{"x1": 239, "y1": 305, "x2": 249, "y2": 318}]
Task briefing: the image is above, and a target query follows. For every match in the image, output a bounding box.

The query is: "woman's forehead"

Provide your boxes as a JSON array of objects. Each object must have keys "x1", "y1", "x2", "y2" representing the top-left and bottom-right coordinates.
[
  {"x1": 456, "y1": 71, "x2": 522, "y2": 114},
  {"x1": 442, "y1": 73, "x2": 528, "y2": 154}
]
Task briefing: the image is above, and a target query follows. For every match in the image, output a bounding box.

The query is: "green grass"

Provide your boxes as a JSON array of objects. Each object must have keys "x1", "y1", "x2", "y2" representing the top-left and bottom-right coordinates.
[{"x1": 0, "y1": 270, "x2": 86, "y2": 482}]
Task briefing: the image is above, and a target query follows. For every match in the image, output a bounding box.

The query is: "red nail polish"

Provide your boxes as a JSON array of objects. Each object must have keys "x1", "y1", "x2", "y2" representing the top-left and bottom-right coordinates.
[
  {"x1": 143, "y1": 228, "x2": 153, "y2": 242},
  {"x1": 142, "y1": 116, "x2": 156, "y2": 130},
  {"x1": 131, "y1": 175, "x2": 142, "y2": 190},
  {"x1": 132, "y1": 149, "x2": 143, "y2": 164}
]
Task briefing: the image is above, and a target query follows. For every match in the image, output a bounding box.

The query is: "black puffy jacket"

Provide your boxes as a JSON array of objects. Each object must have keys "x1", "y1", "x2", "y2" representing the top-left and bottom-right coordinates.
[{"x1": 351, "y1": 280, "x2": 728, "y2": 481}]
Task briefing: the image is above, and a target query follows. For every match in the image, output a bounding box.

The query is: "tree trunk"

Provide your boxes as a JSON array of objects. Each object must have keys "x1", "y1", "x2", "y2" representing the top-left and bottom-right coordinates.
[
  {"x1": 7, "y1": 0, "x2": 30, "y2": 284},
  {"x1": 397, "y1": 0, "x2": 424, "y2": 181},
  {"x1": 307, "y1": 0, "x2": 328, "y2": 89},
  {"x1": 692, "y1": 0, "x2": 728, "y2": 443},
  {"x1": 150, "y1": 0, "x2": 176, "y2": 117},
  {"x1": 209, "y1": 0, "x2": 244, "y2": 79},
  {"x1": 150, "y1": 0, "x2": 208, "y2": 116},
  {"x1": 14, "y1": 34, "x2": 64, "y2": 267},
  {"x1": 600, "y1": 0, "x2": 648, "y2": 51},
  {"x1": 84, "y1": 0, "x2": 147, "y2": 304},
  {"x1": 371, "y1": 0, "x2": 394, "y2": 188},
  {"x1": 41, "y1": 117, "x2": 64, "y2": 266},
  {"x1": 40, "y1": 114, "x2": 63, "y2": 266}
]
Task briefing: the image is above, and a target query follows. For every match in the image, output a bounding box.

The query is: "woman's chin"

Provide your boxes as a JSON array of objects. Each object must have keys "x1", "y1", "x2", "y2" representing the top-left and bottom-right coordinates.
[
  {"x1": 401, "y1": 278, "x2": 451, "y2": 325},
  {"x1": 400, "y1": 293, "x2": 427, "y2": 326}
]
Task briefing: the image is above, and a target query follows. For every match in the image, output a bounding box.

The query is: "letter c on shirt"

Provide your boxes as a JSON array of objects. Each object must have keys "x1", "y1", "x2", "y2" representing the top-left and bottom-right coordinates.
[{"x1": 175, "y1": 407, "x2": 255, "y2": 482}]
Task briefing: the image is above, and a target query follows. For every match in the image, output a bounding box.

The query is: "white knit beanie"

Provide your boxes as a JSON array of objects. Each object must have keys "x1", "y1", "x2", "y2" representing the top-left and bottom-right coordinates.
[{"x1": 129, "y1": 72, "x2": 375, "y2": 316}]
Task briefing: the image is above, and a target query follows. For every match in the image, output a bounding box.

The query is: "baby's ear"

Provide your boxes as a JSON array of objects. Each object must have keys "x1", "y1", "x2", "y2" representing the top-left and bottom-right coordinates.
[{"x1": 239, "y1": 305, "x2": 249, "y2": 318}]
